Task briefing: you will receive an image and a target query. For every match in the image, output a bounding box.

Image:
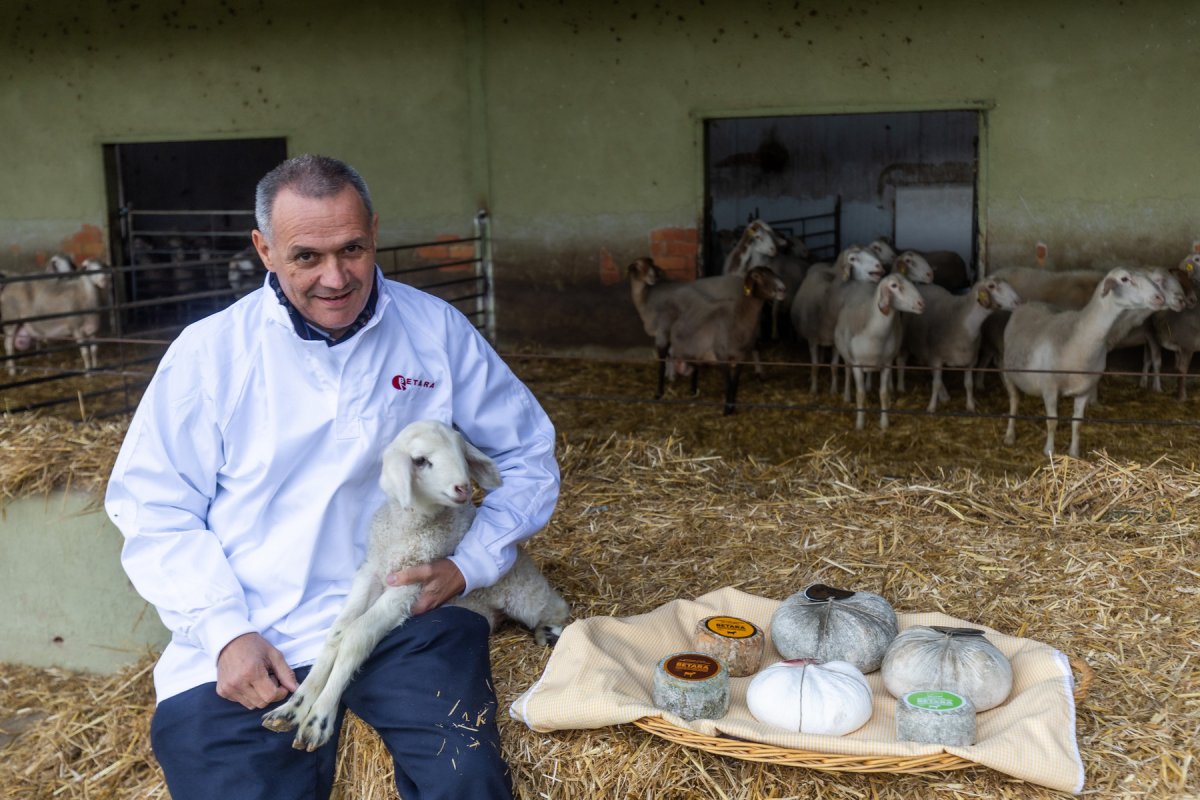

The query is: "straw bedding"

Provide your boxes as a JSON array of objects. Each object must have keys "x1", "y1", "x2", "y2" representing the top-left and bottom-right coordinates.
[{"x1": 1, "y1": 354, "x2": 1197, "y2": 799}]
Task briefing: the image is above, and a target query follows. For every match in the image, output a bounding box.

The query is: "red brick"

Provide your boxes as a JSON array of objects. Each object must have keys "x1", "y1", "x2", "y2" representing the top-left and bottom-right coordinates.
[
  {"x1": 655, "y1": 255, "x2": 695, "y2": 279},
  {"x1": 599, "y1": 249, "x2": 622, "y2": 286},
  {"x1": 664, "y1": 240, "x2": 698, "y2": 258}
]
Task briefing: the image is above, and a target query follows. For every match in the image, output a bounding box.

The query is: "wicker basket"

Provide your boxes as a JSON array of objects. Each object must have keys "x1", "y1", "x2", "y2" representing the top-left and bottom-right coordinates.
[{"x1": 632, "y1": 655, "x2": 1093, "y2": 775}]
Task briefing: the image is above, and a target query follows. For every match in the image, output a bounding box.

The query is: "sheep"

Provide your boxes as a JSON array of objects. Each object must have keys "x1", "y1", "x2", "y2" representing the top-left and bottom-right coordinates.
[
  {"x1": 790, "y1": 245, "x2": 885, "y2": 394},
  {"x1": 898, "y1": 278, "x2": 1022, "y2": 413},
  {"x1": 722, "y1": 219, "x2": 780, "y2": 275},
  {"x1": 1098, "y1": 266, "x2": 1191, "y2": 396},
  {"x1": 666, "y1": 266, "x2": 787, "y2": 414},
  {"x1": 866, "y1": 237, "x2": 896, "y2": 268},
  {"x1": 891, "y1": 251, "x2": 936, "y2": 286},
  {"x1": 833, "y1": 272, "x2": 926, "y2": 430},
  {"x1": 989, "y1": 266, "x2": 1105, "y2": 309},
  {"x1": 1, "y1": 257, "x2": 111, "y2": 376},
  {"x1": 628, "y1": 258, "x2": 774, "y2": 398},
  {"x1": 1001, "y1": 267, "x2": 1165, "y2": 458},
  {"x1": 765, "y1": 235, "x2": 812, "y2": 341},
  {"x1": 261, "y1": 419, "x2": 570, "y2": 752},
  {"x1": 1152, "y1": 255, "x2": 1200, "y2": 400}
]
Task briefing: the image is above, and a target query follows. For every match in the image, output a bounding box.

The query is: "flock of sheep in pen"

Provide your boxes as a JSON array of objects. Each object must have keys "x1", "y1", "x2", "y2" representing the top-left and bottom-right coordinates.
[{"x1": 628, "y1": 220, "x2": 1200, "y2": 457}]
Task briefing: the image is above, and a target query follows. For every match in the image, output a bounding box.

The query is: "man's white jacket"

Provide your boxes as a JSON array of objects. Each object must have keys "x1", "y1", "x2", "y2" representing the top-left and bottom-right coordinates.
[{"x1": 106, "y1": 272, "x2": 559, "y2": 702}]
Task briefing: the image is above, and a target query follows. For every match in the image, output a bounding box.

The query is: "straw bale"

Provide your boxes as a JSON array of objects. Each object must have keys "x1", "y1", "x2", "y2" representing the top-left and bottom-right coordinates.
[{"x1": 2, "y1": 353, "x2": 1199, "y2": 799}]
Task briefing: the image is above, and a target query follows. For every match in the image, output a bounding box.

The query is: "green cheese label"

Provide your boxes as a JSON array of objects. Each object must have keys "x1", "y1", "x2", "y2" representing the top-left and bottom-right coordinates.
[{"x1": 905, "y1": 691, "x2": 965, "y2": 711}]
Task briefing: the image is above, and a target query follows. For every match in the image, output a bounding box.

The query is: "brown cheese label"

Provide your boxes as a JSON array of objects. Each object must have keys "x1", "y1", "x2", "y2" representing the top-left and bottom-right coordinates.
[
  {"x1": 663, "y1": 653, "x2": 720, "y2": 681},
  {"x1": 703, "y1": 615, "x2": 758, "y2": 639}
]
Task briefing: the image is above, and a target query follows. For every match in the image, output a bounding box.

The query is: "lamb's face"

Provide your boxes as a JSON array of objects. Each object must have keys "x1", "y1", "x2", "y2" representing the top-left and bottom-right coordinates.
[
  {"x1": 746, "y1": 222, "x2": 778, "y2": 259},
  {"x1": 895, "y1": 252, "x2": 934, "y2": 284},
  {"x1": 380, "y1": 420, "x2": 502, "y2": 509},
  {"x1": 848, "y1": 250, "x2": 885, "y2": 283}
]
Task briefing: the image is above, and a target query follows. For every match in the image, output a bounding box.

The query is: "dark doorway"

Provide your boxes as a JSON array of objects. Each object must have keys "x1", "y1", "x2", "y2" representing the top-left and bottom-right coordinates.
[
  {"x1": 704, "y1": 111, "x2": 979, "y2": 276},
  {"x1": 103, "y1": 138, "x2": 287, "y2": 332}
]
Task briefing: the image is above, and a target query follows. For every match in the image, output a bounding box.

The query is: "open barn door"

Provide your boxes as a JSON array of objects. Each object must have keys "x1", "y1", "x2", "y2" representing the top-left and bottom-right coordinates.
[
  {"x1": 704, "y1": 110, "x2": 980, "y2": 278},
  {"x1": 103, "y1": 138, "x2": 286, "y2": 333}
]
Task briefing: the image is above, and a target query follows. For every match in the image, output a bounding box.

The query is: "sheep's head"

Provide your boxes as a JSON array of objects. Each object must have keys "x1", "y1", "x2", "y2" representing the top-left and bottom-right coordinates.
[
  {"x1": 894, "y1": 252, "x2": 934, "y2": 284},
  {"x1": 1100, "y1": 268, "x2": 1164, "y2": 311},
  {"x1": 380, "y1": 420, "x2": 502, "y2": 510},
  {"x1": 744, "y1": 266, "x2": 787, "y2": 301},
  {"x1": 1147, "y1": 268, "x2": 1189, "y2": 313},
  {"x1": 878, "y1": 274, "x2": 925, "y2": 316},
  {"x1": 80, "y1": 259, "x2": 111, "y2": 291},
  {"x1": 841, "y1": 247, "x2": 884, "y2": 283},
  {"x1": 866, "y1": 237, "x2": 896, "y2": 266},
  {"x1": 626, "y1": 257, "x2": 662, "y2": 286},
  {"x1": 979, "y1": 278, "x2": 1022, "y2": 311},
  {"x1": 745, "y1": 220, "x2": 779, "y2": 259}
]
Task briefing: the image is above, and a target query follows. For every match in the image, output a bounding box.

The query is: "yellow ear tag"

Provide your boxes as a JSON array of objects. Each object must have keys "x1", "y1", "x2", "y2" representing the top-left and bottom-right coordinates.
[
  {"x1": 897, "y1": 263, "x2": 907, "y2": 275},
  {"x1": 744, "y1": 283, "x2": 752, "y2": 297},
  {"x1": 978, "y1": 290, "x2": 988, "y2": 303}
]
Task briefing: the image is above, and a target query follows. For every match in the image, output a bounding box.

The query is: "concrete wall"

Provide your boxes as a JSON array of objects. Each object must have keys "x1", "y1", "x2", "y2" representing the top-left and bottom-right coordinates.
[
  {"x1": 0, "y1": 492, "x2": 168, "y2": 672},
  {"x1": 2, "y1": 0, "x2": 1197, "y2": 350}
]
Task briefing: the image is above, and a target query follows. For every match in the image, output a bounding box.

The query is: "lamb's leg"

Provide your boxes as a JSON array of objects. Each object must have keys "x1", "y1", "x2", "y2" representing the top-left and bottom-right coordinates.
[
  {"x1": 1177, "y1": 349, "x2": 1193, "y2": 401},
  {"x1": 3, "y1": 328, "x2": 14, "y2": 376},
  {"x1": 722, "y1": 362, "x2": 742, "y2": 415},
  {"x1": 964, "y1": 368, "x2": 976, "y2": 412},
  {"x1": 1146, "y1": 337, "x2": 1163, "y2": 392},
  {"x1": 927, "y1": 365, "x2": 943, "y2": 413},
  {"x1": 262, "y1": 570, "x2": 385, "y2": 734},
  {"x1": 852, "y1": 366, "x2": 867, "y2": 430},
  {"x1": 1041, "y1": 389, "x2": 1059, "y2": 457},
  {"x1": 829, "y1": 350, "x2": 841, "y2": 396},
  {"x1": 808, "y1": 342, "x2": 821, "y2": 394},
  {"x1": 896, "y1": 352, "x2": 908, "y2": 393},
  {"x1": 491, "y1": 552, "x2": 571, "y2": 646},
  {"x1": 1067, "y1": 393, "x2": 1088, "y2": 459},
  {"x1": 879, "y1": 366, "x2": 892, "y2": 431},
  {"x1": 291, "y1": 584, "x2": 421, "y2": 752},
  {"x1": 654, "y1": 346, "x2": 668, "y2": 399},
  {"x1": 843, "y1": 357, "x2": 853, "y2": 403},
  {"x1": 1002, "y1": 372, "x2": 1019, "y2": 446}
]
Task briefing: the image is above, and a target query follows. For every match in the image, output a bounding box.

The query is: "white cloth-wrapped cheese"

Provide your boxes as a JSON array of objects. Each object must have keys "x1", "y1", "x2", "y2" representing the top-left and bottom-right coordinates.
[
  {"x1": 881, "y1": 625, "x2": 1013, "y2": 711},
  {"x1": 652, "y1": 652, "x2": 730, "y2": 721},
  {"x1": 896, "y1": 689, "x2": 977, "y2": 746},
  {"x1": 745, "y1": 658, "x2": 874, "y2": 735},
  {"x1": 769, "y1": 583, "x2": 898, "y2": 672}
]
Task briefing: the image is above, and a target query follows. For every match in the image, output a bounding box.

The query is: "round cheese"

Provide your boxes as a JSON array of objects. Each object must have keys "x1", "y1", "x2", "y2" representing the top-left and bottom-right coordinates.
[
  {"x1": 896, "y1": 690, "x2": 977, "y2": 746},
  {"x1": 770, "y1": 583, "x2": 898, "y2": 672},
  {"x1": 692, "y1": 615, "x2": 765, "y2": 677},
  {"x1": 881, "y1": 625, "x2": 1013, "y2": 711},
  {"x1": 652, "y1": 652, "x2": 730, "y2": 721},
  {"x1": 745, "y1": 658, "x2": 874, "y2": 736}
]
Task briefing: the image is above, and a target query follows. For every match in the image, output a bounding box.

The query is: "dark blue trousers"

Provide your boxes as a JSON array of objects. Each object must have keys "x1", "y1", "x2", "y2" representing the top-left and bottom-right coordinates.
[{"x1": 151, "y1": 606, "x2": 513, "y2": 800}]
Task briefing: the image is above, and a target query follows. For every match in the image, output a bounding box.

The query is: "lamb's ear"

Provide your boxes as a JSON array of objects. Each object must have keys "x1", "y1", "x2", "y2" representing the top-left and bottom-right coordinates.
[
  {"x1": 379, "y1": 439, "x2": 414, "y2": 506},
  {"x1": 978, "y1": 288, "x2": 993, "y2": 309},
  {"x1": 878, "y1": 283, "x2": 893, "y2": 315},
  {"x1": 1102, "y1": 276, "x2": 1118, "y2": 297},
  {"x1": 463, "y1": 439, "x2": 502, "y2": 490}
]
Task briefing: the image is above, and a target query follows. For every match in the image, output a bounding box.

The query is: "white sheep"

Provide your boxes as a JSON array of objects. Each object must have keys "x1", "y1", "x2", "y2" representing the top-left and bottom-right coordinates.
[
  {"x1": 1152, "y1": 255, "x2": 1200, "y2": 400},
  {"x1": 1, "y1": 257, "x2": 110, "y2": 376},
  {"x1": 1001, "y1": 267, "x2": 1165, "y2": 457},
  {"x1": 722, "y1": 219, "x2": 780, "y2": 275},
  {"x1": 898, "y1": 278, "x2": 1022, "y2": 413},
  {"x1": 666, "y1": 266, "x2": 787, "y2": 414},
  {"x1": 833, "y1": 271, "x2": 926, "y2": 430},
  {"x1": 791, "y1": 245, "x2": 886, "y2": 394},
  {"x1": 261, "y1": 420, "x2": 570, "y2": 751}
]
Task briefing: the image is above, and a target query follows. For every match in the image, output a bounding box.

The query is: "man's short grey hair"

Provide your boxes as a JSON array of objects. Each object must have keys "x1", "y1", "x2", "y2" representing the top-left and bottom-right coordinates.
[{"x1": 254, "y1": 154, "x2": 374, "y2": 241}]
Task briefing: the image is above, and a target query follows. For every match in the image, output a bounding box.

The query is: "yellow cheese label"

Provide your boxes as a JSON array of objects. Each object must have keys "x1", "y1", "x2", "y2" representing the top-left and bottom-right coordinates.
[{"x1": 703, "y1": 616, "x2": 758, "y2": 639}]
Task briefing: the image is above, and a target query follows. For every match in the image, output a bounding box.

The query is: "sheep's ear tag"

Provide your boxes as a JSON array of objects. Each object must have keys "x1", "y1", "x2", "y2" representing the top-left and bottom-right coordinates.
[
  {"x1": 743, "y1": 282, "x2": 752, "y2": 297},
  {"x1": 931, "y1": 626, "x2": 986, "y2": 637},
  {"x1": 804, "y1": 584, "x2": 856, "y2": 601}
]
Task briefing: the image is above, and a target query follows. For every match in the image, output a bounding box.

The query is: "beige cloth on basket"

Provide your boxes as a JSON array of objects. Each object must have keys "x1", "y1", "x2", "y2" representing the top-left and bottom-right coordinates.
[{"x1": 510, "y1": 586, "x2": 1085, "y2": 794}]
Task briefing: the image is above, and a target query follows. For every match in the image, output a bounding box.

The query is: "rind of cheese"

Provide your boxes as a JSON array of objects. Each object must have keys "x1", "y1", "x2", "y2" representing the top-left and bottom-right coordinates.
[
  {"x1": 652, "y1": 652, "x2": 730, "y2": 721},
  {"x1": 692, "y1": 615, "x2": 765, "y2": 677}
]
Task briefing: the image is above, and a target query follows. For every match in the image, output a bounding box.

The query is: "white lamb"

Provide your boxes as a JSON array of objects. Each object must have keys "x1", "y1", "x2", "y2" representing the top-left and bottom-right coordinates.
[
  {"x1": 261, "y1": 419, "x2": 570, "y2": 751},
  {"x1": 1, "y1": 257, "x2": 110, "y2": 376}
]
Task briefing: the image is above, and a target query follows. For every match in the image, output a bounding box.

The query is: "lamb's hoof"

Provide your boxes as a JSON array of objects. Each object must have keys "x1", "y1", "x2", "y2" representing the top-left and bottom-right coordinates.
[
  {"x1": 293, "y1": 713, "x2": 334, "y2": 751},
  {"x1": 262, "y1": 706, "x2": 299, "y2": 733},
  {"x1": 536, "y1": 623, "x2": 565, "y2": 647}
]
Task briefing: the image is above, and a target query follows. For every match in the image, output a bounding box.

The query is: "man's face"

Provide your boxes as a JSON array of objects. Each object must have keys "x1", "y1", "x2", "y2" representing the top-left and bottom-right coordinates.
[{"x1": 252, "y1": 185, "x2": 378, "y2": 337}]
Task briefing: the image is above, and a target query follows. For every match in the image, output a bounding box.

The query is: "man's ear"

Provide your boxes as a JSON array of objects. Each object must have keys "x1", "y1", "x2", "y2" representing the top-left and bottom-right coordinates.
[{"x1": 251, "y1": 229, "x2": 276, "y2": 274}]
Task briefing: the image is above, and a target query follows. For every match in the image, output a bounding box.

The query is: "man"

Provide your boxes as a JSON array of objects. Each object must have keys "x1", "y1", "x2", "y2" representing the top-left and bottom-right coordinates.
[{"x1": 106, "y1": 154, "x2": 559, "y2": 800}]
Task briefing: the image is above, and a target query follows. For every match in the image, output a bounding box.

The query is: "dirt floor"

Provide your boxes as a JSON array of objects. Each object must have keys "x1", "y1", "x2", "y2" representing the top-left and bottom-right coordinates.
[{"x1": 0, "y1": 346, "x2": 1198, "y2": 799}]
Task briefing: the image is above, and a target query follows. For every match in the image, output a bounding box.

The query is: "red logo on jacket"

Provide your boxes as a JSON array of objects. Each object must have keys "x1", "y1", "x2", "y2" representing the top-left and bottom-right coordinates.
[{"x1": 392, "y1": 374, "x2": 437, "y2": 392}]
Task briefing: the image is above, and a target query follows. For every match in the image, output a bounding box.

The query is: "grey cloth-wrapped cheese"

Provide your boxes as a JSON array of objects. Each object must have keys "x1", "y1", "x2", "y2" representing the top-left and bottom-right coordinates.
[
  {"x1": 881, "y1": 625, "x2": 1013, "y2": 711},
  {"x1": 769, "y1": 583, "x2": 898, "y2": 672}
]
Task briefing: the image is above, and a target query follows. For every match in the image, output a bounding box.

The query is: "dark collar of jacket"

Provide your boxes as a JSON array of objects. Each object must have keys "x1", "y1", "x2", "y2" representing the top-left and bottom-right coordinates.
[{"x1": 268, "y1": 269, "x2": 379, "y2": 346}]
